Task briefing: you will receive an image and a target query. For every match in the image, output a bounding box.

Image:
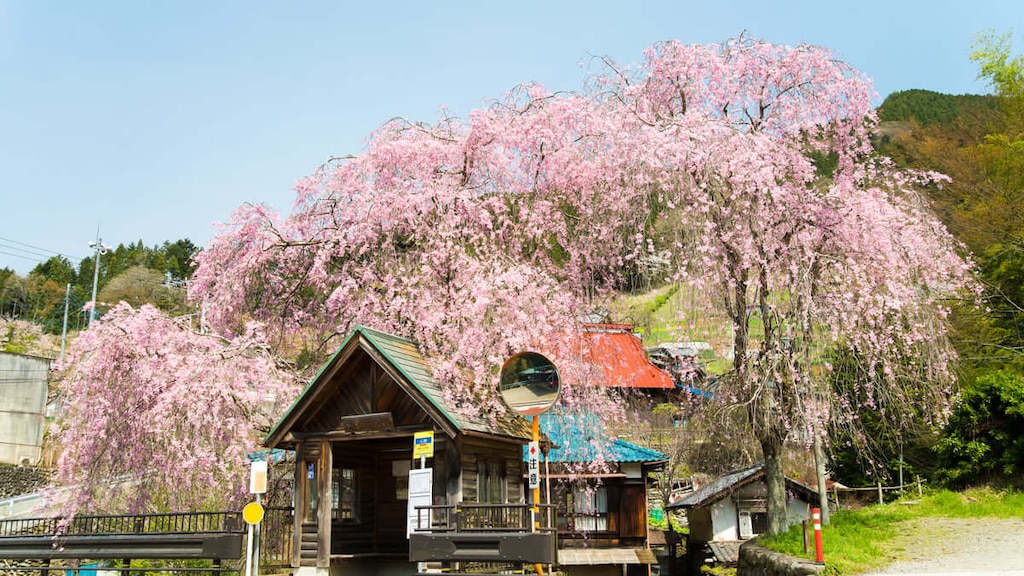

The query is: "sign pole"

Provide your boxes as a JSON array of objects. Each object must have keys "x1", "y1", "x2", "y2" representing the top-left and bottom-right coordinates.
[
  {"x1": 253, "y1": 492, "x2": 262, "y2": 576},
  {"x1": 245, "y1": 459, "x2": 268, "y2": 576},
  {"x1": 531, "y1": 415, "x2": 541, "y2": 530},
  {"x1": 531, "y1": 415, "x2": 545, "y2": 576},
  {"x1": 244, "y1": 521, "x2": 254, "y2": 576}
]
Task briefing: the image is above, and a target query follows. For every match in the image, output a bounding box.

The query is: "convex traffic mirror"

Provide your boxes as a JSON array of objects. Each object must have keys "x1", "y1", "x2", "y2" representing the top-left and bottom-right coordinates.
[{"x1": 498, "y1": 352, "x2": 561, "y2": 417}]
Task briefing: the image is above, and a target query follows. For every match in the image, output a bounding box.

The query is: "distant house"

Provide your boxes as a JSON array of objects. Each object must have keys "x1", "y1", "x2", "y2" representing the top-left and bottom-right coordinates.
[
  {"x1": 666, "y1": 464, "x2": 818, "y2": 568},
  {"x1": 0, "y1": 352, "x2": 50, "y2": 466},
  {"x1": 564, "y1": 323, "x2": 680, "y2": 404},
  {"x1": 526, "y1": 412, "x2": 668, "y2": 576}
]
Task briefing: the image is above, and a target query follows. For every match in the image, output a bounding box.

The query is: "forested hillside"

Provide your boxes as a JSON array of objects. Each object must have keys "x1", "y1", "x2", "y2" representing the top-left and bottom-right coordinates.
[
  {"x1": 857, "y1": 45, "x2": 1024, "y2": 488},
  {"x1": 878, "y1": 89, "x2": 999, "y2": 127},
  {"x1": 0, "y1": 238, "x2": 198, "y2": 345}
]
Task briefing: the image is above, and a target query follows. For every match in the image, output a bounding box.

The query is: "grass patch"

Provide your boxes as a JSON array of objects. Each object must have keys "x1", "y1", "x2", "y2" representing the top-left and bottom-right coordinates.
[
  {"x1": 910, "y1": 486, "x2": 1024, "y2": 518},
  {"x1": 759, "y1": 506, "x2": 912, "y2": 575},
  {"x1": 757, "y1": 488, "x2": 1024, "y2": 575}
]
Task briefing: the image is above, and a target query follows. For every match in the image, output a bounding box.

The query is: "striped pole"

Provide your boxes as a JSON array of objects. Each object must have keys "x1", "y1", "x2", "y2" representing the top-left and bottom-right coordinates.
[{"x1": 812, "y1": 507, "x2": 824, "y2": 563}]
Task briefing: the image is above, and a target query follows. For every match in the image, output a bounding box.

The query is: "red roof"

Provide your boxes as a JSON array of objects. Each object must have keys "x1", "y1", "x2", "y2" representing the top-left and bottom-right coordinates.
[{"x1": 566, "y1": 324, "x2": 676, "y2": 390}]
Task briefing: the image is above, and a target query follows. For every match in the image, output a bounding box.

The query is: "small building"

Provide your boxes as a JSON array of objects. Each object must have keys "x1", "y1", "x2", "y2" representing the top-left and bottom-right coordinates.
[
  {"x1": 264, "y1": 326, "x2": 547, "y2": 576},
  {"x1": 666, "y1": 464, "x2": 818, "y2": 568},
  {"x1": 527, "y1": 412, "x2": 667, "y2": 576},
  {"x1": 0, "y1": 352, "x2": 50, "y2": 466}
]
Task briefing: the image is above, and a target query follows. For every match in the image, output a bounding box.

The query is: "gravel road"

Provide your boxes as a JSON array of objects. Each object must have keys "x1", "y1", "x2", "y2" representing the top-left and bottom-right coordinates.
[{"x1": 863, "y1": 517, "x2": 1024, "y2": 575}]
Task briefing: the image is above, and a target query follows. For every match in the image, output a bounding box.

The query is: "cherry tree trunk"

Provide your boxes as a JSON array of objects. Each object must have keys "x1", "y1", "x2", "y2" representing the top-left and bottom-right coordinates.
[{"x1": 760, "y1": 433, "x2": 789, "y2": 536}]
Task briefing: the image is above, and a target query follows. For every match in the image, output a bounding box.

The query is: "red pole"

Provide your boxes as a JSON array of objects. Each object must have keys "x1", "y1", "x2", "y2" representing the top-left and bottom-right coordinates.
[{"x1": 812, "y1": 507, "x2": 824, "y2": 563}]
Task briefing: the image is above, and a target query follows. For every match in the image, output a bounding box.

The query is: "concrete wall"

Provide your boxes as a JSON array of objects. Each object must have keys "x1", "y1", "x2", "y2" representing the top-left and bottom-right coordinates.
[
  {"x1": 0, "y1": 353, "x2": 50, "y2": 466},
  {"x1": 737, "y1": 540, "x2": 824, "y2": 576},
  {"x1": 711, "y1": 498, "x2": 739, "y2": 541}
]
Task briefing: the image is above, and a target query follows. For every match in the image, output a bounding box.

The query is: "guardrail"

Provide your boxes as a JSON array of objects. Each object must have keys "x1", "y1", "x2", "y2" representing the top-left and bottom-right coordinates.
[{"x1": 0, "y1": 494, "x2": 43, "y2": 522}]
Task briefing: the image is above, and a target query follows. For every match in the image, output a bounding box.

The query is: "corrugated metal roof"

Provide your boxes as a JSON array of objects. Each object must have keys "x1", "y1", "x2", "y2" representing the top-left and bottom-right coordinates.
[
  {"x1": 557, "y1": 548, "x2": 657, "y2": 565},
  {"x1": 567, "y1": 325, "x2": 676, "y2": 390},
  {"x1": 358, "y1": 326, "x2": 531, "y2": 439},
  {"x1": 708, "y1": 541, "x2": 741, "y2": 564},
  {"x1": 667, "y1": 465, "x2": 764, "y2": 509},
  {"x1": 666, "y1": 464, "x2": 819, "y2": 510},
  {"x1": 523, "y1": 412, "x2": 667, "y2": 464}
]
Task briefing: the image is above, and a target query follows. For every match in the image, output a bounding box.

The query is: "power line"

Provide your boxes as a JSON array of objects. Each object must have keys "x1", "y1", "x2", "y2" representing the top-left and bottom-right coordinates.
[
  {"x1": 0, "y1": 249, "x2": 46, "y2": 262},
  {"x1": 0, "y1": 237, "x2": 82, "y2": 261},
  {"x1": 0, "y1": 237, "x2": 82, "y2": 272}
]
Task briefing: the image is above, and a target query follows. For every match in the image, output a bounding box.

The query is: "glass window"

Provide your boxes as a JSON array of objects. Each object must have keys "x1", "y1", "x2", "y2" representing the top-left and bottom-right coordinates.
[
  {"x1": 332, "y1": 467, "x2": 358, "y2": 522},
  {"x1": 304, "y1": 461, "x2": 317, "y2": 521},
  {"x1": 568, "y1": 485, "x2": 608, "y2": 532}
]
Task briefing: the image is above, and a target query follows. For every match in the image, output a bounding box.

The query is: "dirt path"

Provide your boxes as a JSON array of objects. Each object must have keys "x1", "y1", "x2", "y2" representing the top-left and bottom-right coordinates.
[{"x1": 863, "y1": 517, "x2": 1024, "y2": 575}]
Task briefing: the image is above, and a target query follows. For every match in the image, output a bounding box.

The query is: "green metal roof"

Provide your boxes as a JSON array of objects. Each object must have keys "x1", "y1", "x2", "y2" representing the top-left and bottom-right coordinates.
[{"x1": 265, "y1": 325, "x2": 532, "y2": 447}]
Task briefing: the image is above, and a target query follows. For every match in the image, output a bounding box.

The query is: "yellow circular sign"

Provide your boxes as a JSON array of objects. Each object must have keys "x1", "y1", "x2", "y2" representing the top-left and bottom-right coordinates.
[{"x1": 243, "y1": 501, "x2": 265, "y2": 525}]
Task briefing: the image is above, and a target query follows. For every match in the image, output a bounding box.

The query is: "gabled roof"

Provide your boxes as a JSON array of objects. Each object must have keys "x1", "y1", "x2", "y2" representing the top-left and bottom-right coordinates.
[
  {"x1": 666, "y1": 464, "x2": 818, "y2": 510},
  {"x1": 568, "y1": 324, "x2": 675, "y2": 390},
  {"x1": 523, "y1": 412, "x2": 667, "y2": 465},
  {"x1": 265, "y1": 325, "x2": 532, "y2": 447}
]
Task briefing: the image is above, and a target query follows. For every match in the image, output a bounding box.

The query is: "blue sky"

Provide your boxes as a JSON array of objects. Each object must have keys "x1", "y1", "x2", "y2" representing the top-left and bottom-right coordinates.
[{"x1": 1, "y1": 0, "x2": 1020, "y2": 275}]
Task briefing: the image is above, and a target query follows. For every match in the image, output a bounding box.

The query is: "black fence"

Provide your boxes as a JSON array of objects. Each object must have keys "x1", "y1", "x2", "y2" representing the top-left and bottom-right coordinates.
[
  {"x1": 0, "y1": 512, "x2": 247, "y2": 576},
  {"x1": 0, "y1": 512, "x2": 245, "y2": 539},
  {"x1": 257, "y1": 507, "x2": 292, "y2": 570}
]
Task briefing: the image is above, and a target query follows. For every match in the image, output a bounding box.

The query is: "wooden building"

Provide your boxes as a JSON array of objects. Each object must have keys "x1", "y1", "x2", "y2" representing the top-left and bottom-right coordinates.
[
  {"x1": 530, "y1": 412, "x2": 667, "y2": 576},
  {"x1": 264, "y1": 326, "x2": 544, "y2": 576}
]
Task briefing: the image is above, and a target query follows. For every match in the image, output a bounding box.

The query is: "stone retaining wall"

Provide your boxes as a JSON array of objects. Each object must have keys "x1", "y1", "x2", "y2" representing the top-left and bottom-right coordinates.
[
  {"x1": 737, "y1": 540, "x2": 825, "y2": 576},
  {"x1": 0, "y1": 464, "x2": 49, "y2": 499}
]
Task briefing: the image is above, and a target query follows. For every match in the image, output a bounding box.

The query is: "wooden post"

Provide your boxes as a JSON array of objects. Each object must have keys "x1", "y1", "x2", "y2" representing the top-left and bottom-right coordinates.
[
  {"x1": 877, "y1": 482, "x2": 883, "y2": 505},
  {"x1": 802, "y1": 519, "x2": 810, "y2": 553},
  {"x1": 917, "y1": 475, "x2": 923, "y2": 498},
  {"x1": 317, "y1": 440, "x2": 332, "y2": 569}
]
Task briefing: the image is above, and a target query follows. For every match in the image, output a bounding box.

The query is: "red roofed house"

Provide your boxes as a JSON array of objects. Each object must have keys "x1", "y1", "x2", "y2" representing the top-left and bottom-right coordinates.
[{"x1": 561, "y1": 324, "x2": 679, "y2": 404}]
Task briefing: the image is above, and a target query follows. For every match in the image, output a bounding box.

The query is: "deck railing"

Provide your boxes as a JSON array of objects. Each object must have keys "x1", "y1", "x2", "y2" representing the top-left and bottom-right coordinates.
[
  {"x1": 409, "y1": 503, "x2": 558, "y2": 565},
  {"x1": 410, "y1": 502, "x2": 556, "y2": 534}
]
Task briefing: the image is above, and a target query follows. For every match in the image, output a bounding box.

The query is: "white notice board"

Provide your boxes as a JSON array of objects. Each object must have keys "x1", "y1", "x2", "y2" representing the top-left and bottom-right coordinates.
[{"x1": 407, "y1": 467, "x2": 433, "y2": 538}]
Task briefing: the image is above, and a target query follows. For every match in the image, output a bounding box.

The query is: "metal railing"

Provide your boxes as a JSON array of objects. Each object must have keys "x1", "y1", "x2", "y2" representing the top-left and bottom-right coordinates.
[
  {"x1": 258, "y1": 507, "x2": 293, "y2": 569},
  {"x1": 0, "y1": 511, "x2": 245, "y2": 538}
]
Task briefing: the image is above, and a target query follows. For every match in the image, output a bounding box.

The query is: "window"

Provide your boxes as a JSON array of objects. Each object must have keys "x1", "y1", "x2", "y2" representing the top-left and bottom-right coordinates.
[
  {"x1": 477, "y1": 459, "x2": 506, "y2": 503},
  {"x1": 567, "y1": 485, "x2": 608, "y2": 532},
  {"x1": 751, "y1": 512, "x2": 768, "y2": 535},
  {"x1": 332, "y1": 467, "x2": 359, "y2": 522},
  {"x1": 304, "y1": 460, "x2": 318, "y2": 522}
]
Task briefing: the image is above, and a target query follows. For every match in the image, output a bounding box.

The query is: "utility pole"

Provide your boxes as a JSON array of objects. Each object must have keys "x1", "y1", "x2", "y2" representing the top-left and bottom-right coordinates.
[
  {"x1": 814, "y1": 434, "x2": 830, "y2": 525},
  {"x1": 60, "y1": 283, "x2": 70, "y2": 361},
  {"x1": 88, "y1": 231, "x2": 112, "y2": 326}
]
